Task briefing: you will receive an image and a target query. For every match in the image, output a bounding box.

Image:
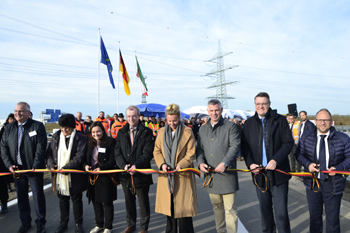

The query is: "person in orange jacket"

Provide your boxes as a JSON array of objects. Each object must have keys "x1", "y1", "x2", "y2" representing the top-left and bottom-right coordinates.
[
  {"x1": 75, "y1": 112, "x2": 86, "y2": 133},
  {"x1": 94, "y1": 111, "x2": 110, "y2": 134},
  {"x1": 110, "y1": 113, "x2": 127, "y2": 139},
  {"x1": 148, "y1": 116, "x2": 159, "y2": 137}
]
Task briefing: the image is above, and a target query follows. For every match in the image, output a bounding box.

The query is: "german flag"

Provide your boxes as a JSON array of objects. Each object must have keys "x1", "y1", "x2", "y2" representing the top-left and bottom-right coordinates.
[{"x1": 119, "y1": 49, "x2": 131, "y2": 96}]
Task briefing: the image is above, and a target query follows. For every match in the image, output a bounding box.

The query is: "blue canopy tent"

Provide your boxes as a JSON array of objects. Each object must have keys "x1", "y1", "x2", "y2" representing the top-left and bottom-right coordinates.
[{"x1": 137, "y1": 103, "x2": 190, "y2": 119}]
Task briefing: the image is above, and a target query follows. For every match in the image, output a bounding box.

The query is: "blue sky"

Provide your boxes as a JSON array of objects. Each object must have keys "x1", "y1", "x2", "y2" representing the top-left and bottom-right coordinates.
[{"x1": 1, "y1": 0, "x2": 349, "y2": 119}]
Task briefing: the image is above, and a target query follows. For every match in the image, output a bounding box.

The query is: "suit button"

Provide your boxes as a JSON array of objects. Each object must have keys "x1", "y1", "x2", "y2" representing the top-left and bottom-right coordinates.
[
  {"x1": 127, "y1": 154, "x2": 129, "y2": 156},
  {"x1": 211, "y1": 154, "x2": 213, "y2": 156},
  {"x1": 211, "y1": 138, "x2": 214, "y2": 141}
]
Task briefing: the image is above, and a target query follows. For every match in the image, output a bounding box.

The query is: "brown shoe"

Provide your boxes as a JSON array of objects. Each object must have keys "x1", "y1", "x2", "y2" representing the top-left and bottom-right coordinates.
[
  {"x1": 123, "y1": 226, "x2": 136, "y2": 233},
  {"x1": 140, "y1": 231, "x2": 148, "y2": 233}
]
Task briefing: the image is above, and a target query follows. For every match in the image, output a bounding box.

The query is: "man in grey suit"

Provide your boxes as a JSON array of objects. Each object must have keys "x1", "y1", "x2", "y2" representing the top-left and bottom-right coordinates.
[{"x1": 197, "y1": 99, "x2": 241, "y2": 233}]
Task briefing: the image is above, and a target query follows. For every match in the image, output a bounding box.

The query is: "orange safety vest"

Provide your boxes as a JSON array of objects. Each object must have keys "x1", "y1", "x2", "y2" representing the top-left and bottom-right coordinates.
[
  {"x1": 291, "y1": 121, "x2": 301, "y2": 144},
  {"x1": 94, "y1": 117, "x2": 110, "y2": 134},
  {"x1": 110, "y1": 121, "x2": 127, "y2": 138},
  {"x1": 148, "y1": 122, "x2": 159, "y2": 136},
  {"x1": 75, "y1": 119, "x2": 86, "y2": 133}
]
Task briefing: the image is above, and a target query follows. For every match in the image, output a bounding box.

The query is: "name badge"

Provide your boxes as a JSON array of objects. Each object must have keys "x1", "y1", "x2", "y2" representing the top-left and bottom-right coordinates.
[
  {"x1": 98, "y1": 148, "x2": 106, "y2": 153},
  {"x1": 29, "y1": 131, "x2": 37, "y2": 137}
]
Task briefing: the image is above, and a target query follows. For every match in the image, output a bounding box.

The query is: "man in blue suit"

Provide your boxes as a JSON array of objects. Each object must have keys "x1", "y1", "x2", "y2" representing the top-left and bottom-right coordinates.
[{"x1": 295, "y1": 108, "x2": 350, "y2": 233}]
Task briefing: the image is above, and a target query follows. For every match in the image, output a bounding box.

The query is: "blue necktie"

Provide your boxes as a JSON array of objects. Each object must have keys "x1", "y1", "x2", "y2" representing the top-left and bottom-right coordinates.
[
  {"x1": 261, "y1": 118, "x2": 267, "y2": 166},
  {"x1": 319, "y1": 135, "x2": 328, "y2": 180}
]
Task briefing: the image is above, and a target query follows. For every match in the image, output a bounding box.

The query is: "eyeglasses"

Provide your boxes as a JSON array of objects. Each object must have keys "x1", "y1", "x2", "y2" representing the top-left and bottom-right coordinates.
[
  {"x1": 315, "y1": 119, "x2": 331, "y2": 123},
  {"x1": 255, "y1": 102, "x2": 270, "y2": 106},
  {"x1": 14, "y1": 110, "x2": 28, "y2": 114}
]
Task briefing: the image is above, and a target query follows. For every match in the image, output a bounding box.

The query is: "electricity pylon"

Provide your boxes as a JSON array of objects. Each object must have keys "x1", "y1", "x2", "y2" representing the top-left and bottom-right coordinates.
[{"x1": 204, "y1": 40, "x2": 238, "y2": 109}]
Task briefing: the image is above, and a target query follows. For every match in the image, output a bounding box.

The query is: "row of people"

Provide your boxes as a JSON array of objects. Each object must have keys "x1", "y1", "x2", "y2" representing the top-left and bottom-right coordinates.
[{"x1": 1, "y1": 94, "x2": 350, "y2": 233}]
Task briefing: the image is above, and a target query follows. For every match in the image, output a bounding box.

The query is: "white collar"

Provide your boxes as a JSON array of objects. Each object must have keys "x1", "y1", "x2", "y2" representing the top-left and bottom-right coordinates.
[{"x1": 317, "y1": 130, "x2": 330, "y2": 138}]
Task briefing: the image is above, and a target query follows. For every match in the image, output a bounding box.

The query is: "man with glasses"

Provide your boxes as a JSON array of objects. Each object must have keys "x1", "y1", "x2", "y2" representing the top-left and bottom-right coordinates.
[
  {"x1": 1, "y1": 102, "x2": 47, "y2": 233},
  {"x1": 241, "y1": 92, "x2": 294, "y2": 233},
  {"x1": 295, "y1": 109, "x2": 350, "y2": 233}
]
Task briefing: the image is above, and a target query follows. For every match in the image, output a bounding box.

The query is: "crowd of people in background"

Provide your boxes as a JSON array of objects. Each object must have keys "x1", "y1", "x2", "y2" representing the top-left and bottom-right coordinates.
[{"x1": 1, "y1": 93, "x2": 350, "y2": 233}]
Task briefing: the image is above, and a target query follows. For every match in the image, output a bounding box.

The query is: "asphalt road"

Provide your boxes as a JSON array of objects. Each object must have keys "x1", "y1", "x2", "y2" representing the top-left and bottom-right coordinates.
[{"x1": 1, "y1": 160, "x2": 350, "y2": 232}]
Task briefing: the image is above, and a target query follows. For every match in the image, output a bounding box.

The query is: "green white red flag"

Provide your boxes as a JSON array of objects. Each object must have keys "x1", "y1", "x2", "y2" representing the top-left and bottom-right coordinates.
[{"x1": 136, "y1": 56, "x2": 148, "y2": 96}]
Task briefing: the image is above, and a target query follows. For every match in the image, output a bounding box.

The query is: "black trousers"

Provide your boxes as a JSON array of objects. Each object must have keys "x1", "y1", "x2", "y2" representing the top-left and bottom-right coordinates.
[
  {"x1": 306, "y1": 179, "x2": 342, "y2": 233},
  {"x1": 166, "y1": 195, "x2": 194, "y2": 233},
  {"x1": 14, "y1": 173, "x2": 46, "y2": 226},
  {"x1": 256, "y1": 172, "x2": 290, "y2": 233},
  {"x1": 122, "y1": 185, "x2": 150, "y2": 230},
  {"x1": 0, "y1": 175, "x2": 9, "y2": 203},
  {"x1": 92, "y1": 201, "x2": 114, "y2": 230},
  {"x1": 57, "y1": 193, "x2": 83, "y2": 225}
]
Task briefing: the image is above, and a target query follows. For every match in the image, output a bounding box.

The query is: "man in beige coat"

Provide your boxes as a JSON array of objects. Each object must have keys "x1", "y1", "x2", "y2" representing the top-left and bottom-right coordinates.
[{"x1": 154, "y1": 104, "x2": 197, "y2": 233}]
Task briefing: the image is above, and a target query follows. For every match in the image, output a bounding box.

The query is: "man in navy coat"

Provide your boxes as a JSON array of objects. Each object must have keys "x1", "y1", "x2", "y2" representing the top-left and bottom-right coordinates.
[{"x1": 296, "y1": 108, "x2": 350, "y2": 233}]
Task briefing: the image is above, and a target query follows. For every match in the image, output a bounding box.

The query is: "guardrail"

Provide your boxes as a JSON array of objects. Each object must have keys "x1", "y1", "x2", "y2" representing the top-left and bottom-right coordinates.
[{"x1": 335, "y1": 126, "x2": 350, "y2": 136}]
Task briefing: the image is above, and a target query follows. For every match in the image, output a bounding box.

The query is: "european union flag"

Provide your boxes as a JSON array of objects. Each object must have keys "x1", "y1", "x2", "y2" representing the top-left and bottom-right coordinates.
[{"x1": 100, "y1": 36, "x2": 115, "y2": 89}]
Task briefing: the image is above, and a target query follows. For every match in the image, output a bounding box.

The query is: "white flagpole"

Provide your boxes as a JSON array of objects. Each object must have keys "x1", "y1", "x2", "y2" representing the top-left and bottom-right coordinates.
[
  {"x1": 97, "y1": 28, "x2": 101, "y2": 115},
  {"x1": 117, "y1": 41, "x2": 120, "y2": 113},
  {"x1": 133, "y1": 50, "x2": 136, "y2": 105}
]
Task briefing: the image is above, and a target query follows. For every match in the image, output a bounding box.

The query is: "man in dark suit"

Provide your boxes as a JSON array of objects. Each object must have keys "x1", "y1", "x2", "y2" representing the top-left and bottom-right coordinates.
[
  {"x1": 299, "y1": 111, "x2": 316, "y2": 139},
  {"x1": 115, "y1": 105, "x2": 154, "y2": 233},
  {"x1": 1, "y1": 102, "x2": 47, "y2": 233},
  {"x1": 295, "y1": 109, "x2": 350, "y2": 232},
  {"x1": 241, "y1": 92, "x2": 294, "y2": 233}
]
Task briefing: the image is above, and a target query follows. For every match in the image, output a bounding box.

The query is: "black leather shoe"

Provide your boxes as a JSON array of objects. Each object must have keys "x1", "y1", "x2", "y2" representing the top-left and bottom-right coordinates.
[
  {"x1": 75, "y1": 224, "x2": 84, "y2": 233},
  {"x1": 17, "y1": 223, "x2": 32, "y2": 233},
  {"x1": 55, "y1": 223, "x2": 68, "y2": 233},
  {"x1": 37, "y1": 225, "x2": 46, "y2": 233},
  {"x1": 0, "y1": 205, "x2": 8, "y2": 214}
]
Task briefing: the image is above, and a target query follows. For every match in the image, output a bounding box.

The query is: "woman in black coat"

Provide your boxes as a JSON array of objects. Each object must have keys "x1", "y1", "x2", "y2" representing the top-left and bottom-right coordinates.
[
  {"x1": 46, "y1": 114, "x2": 87, "y2": 233},
  {"x1": 84, "y1": 121, "x2": 117, "y2": 233}
]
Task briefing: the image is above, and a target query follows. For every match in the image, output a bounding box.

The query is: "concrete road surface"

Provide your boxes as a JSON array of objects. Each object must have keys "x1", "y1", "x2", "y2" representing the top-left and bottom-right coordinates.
[{"x1": 1, "y1": 160, "x2": 350, "y2": 232}]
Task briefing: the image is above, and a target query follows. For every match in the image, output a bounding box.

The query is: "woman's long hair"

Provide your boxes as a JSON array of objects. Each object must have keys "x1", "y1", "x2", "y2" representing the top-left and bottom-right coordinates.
[
  {"x1": 88, "y1": 121, "x2": 108, "y2": 147},
  {"x1": 4, "y1": 113, "x2": 15, "y2": 126}
]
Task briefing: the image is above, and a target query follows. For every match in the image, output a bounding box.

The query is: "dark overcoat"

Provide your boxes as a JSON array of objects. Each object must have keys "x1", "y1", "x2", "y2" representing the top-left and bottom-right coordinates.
[
  {"x1": 115, "y1": 121, "x2": 154, "y2": 188},
  {"x1": 46, "y1": 130, "x2": 88, "y2": 194},
  {"x1": 84, "y1": 137, "x2": 117, "y2": 203},
  {"x1": 1, "y1": 118, "x2": 47, "y2": 170},
  {"x1": 241, "y1": 109, "x2": 294, "y2": 187}
]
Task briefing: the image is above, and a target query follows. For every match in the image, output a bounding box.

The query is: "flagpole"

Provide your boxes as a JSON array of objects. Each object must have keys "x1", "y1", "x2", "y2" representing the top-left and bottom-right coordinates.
[
  {"x1": 133, "y1": 50, "x2": 137, "y2": 105},
  {"x1": 117, "y1": 41, "x2": 120, "y2": 113},
  {"x1": 97, "y1": 28, "x2": 100, "y2": 115}
]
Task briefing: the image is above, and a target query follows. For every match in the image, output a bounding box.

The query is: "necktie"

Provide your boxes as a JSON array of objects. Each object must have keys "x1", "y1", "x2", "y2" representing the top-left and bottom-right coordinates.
[
  {"x1": 261, "y1": 118, "x2": 267, "y2": 166},
  {"x1": 319, "y1": 135, "x2": 328, "y2": 180},
  {"x1": 130, "y1": 128, "x2": 135, "y2": 147},
  {"x1": 17, "y1": 125, "x2": 24, "y2": 165}
]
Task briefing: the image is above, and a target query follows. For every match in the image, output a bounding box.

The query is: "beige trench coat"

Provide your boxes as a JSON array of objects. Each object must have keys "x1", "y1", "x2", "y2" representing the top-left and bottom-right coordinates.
[{"x1": 153, "y1": 126, "x2": 197, "y2": 218}]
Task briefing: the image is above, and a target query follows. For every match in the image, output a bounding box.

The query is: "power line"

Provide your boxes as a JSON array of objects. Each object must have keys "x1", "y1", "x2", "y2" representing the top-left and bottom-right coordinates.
[{"x1": 0, "y1": 13, "x2": 94, "y2": 46}]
